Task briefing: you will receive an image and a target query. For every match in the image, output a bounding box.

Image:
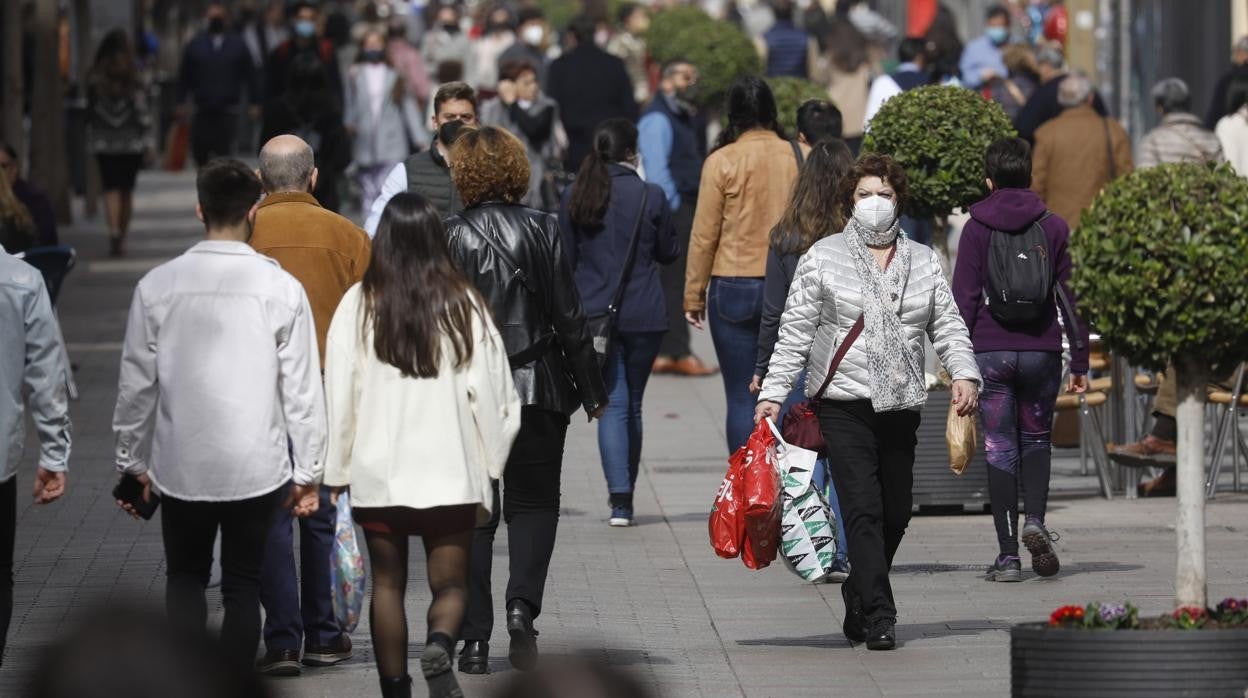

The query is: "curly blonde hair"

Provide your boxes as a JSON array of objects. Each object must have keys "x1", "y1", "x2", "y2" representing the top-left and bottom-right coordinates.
[{"x1": 449, "y1": 126, "x2": 531, "y2": 207}]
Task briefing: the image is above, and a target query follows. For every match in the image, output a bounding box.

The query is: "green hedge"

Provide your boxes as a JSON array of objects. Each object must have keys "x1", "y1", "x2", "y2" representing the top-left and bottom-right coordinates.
[
  {"x1": 646, "y1": 6, "x2": 761, "y2": 110},
  {"x1": 862, "y1": 85, "x2": 1015, "y2": 220},
  {"x1": 1071, "y1": 162, "x2": 1248, "y2": 373}
]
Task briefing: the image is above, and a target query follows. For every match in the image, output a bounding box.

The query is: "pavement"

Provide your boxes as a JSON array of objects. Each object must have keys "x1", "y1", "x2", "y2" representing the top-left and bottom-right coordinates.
[{"x1": 4, "y1": 170, "x2": 1248, "y2": 697}]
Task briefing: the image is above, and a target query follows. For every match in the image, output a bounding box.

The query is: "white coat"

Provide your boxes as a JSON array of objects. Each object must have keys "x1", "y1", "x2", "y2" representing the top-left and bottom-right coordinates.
[{"x1": 322, "y1": 284, "x2": 520, "y2": 518}]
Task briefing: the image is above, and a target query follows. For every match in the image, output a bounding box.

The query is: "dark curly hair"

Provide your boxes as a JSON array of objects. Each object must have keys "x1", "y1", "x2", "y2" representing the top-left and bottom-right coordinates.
[
  {"x1": 449, "y1": 126, "x2": 531, "y2": 207},
  {"x1": 838, "y1": 153, "x2": 909, "y2": 221}
]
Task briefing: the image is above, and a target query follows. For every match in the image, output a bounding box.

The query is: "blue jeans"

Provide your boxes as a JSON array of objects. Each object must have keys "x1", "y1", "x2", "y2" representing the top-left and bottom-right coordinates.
[
  {"x1": 598, "y1": 331, "x2": 665, "y2": 498},
  {"x1": 259, "y1": 483, "x2": 340, "y2": 651},
  {"x1": 708, "y1": 277, "x2": 765, "y2": 454}
]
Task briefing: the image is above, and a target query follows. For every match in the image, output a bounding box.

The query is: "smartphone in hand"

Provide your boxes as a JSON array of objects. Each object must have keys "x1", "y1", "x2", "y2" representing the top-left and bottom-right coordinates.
[{"x1": 113, "y1": 473, "x2": 160, "y2": 520}]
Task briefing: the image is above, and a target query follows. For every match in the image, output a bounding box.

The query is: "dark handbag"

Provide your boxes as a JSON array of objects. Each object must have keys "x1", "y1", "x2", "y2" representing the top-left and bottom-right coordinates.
[
  {"x1": 586, "y1": 188, "x2": 648, "y2": 370},
  {"x1": 780, "y1": 314, "x2": 865, "y2": 454}
]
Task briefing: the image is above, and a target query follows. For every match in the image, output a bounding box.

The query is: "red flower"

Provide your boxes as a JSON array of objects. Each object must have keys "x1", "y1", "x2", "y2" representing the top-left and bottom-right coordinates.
[{"x1": 1049, "y1": 605, "x2": 1085, "y2": 626}]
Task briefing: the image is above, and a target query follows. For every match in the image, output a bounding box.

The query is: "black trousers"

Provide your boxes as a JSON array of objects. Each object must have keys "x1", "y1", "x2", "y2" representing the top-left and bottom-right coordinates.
[
  {"x1": 818, "y1": 400, "x2": 921, "y2": 623},
  {"x1": 0, "y1": 477, "x2": 14, "y2": 666},
  {"x1": 659, "y1": 200, "x2": 696, "y2": 358},
  {"x1": 461, "y1": 407, "x2": 569, "y2": 642},
  {"x1": 161, "y1": 486, "x2": 283, "y2": 670},
  {"x1": 191, "y1": 108, "x2": 239, "y2": 166}
]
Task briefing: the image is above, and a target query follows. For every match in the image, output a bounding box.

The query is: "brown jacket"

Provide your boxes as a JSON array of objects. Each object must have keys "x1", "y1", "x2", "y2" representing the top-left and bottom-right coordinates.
[
  {"x1": 685, "y1": 130, "x2": 802, "y2": 313},
  {"x1": 251, "y1": 191, "x2": 371, "y2": 365},
  {"x1": 1032, "y1": 105, "x2": 1134, "y2": 229}
]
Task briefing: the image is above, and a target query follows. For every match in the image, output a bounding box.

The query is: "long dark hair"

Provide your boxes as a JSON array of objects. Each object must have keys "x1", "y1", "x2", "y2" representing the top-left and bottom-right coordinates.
[
  {"x1": 713, "y1": 75, "x2": 785, "y2": 151},
  {"x1": 91, "y1": 29, "x2": 138, "y2": 98},
  {"x1": 770, "y1": 139, "x2": 855, "y2": 256},
  {"x1": 826, "y1": 18, "x2": 867, "y2": 73},
  {"x1": 362, "y1": 193, "x2": 481, "y2": 378},
  {"x1": 568, "y1": 118, "x2": 637, "y2": 229}
]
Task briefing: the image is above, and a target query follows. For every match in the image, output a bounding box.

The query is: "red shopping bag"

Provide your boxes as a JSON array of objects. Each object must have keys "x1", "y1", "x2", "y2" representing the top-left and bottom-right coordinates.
[
  {"x1": 708, "y1": 452, "x2": 747, "y2": 559},
  {"x1": 739, "y1": 421, "x2": 781, "y2": 569}
]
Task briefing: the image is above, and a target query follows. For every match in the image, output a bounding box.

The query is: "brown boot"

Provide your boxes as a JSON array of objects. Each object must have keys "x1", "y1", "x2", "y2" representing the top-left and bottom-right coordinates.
[
  {"x1": 1137, "y1": 468, "x2": 1176, "y2": 498},
  {"x1": 652, "y1": 356, "x2": 677, "y2": 375},
  {"x1": 1107, "y1": 435, "x2": 1177, "y2": 468},
  {"x1": 670, "y1": 355, "x2": 719, "y2": 377}
]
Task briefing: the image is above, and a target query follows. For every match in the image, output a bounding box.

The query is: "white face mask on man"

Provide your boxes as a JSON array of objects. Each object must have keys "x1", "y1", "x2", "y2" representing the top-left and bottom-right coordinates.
[{"x1": 852, "y1": 195, "x2": 899, "y2": 244}]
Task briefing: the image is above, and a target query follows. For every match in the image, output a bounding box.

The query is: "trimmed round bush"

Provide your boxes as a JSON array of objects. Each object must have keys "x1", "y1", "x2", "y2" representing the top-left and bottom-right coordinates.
[
  {"x1": 647, "y1": 6, "x2": 761, "y2": 110},
  {"x1": 862, "y1": 85, "x2": 1015, "y2": 220},
  {"x1": 766, "y1": 77, "x2": 829, "y2": 138},
  {"x1": 1071, "y1": 162, "x2": 1248, "y2": 373}
]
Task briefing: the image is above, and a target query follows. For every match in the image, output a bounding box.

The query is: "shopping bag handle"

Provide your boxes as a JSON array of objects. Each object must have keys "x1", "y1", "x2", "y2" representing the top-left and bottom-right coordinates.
[{"x1": 764, "y1": 417, "x2": 788, "y2": 450}]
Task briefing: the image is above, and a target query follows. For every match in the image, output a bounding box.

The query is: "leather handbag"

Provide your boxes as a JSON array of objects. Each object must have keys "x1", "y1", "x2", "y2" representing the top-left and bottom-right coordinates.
[
  {"x1": 780, "y1": 314, "x2": 864, "y2": 454},
  {"x1": 586, "y1": 187, "x2": 648, "y2": 371}
]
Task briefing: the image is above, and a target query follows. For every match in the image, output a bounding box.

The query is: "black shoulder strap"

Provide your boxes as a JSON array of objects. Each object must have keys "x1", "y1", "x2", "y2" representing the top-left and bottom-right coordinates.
[
  {"x1": 608, "y1": 187, "x2": 649, "y2": 314},
  {"x1": 452, "y1": 213, "x2": 536, "y2": 295},
  {"x1": 790, "y1": 139, "x2": 804, "y2": 167}
]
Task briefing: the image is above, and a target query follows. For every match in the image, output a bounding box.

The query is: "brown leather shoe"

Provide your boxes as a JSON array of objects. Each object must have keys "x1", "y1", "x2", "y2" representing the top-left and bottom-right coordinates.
[
  {"x1": 1137, "y1": 467, "x2": 1176, "y2": 498},
  {"x1": 652, "y1": 356, "x2": 677, "y2": 375},
  {"x1": 671, "y1": 355, "x2": 719, "y2": 377},
  {"x1": 1107, "y1": 435, "x2": 1177, "y2": 468}
]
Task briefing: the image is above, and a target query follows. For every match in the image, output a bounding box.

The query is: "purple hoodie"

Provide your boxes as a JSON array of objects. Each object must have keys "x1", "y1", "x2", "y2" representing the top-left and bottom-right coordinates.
[{"x1": 952, "y1": 187, "x2": 1090, "y2": 374}]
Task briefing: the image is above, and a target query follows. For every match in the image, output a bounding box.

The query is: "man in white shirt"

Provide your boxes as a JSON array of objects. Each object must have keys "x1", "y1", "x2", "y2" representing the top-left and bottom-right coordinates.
[
  {"x1": 112, "y1": 158, "x2": 326, "y2": 670},
  {"x1": 863, "y1": 37, "x2": 930, "y2": 130}
]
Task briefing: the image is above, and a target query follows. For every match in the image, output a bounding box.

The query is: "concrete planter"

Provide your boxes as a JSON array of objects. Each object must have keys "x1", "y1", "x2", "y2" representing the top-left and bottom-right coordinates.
[
  {"x1": 1011, "y1": 622, "x2": 1248, "y2": 697},
  {"x1": 912, "y1": 389, "x2": 990, "y2": 512}
]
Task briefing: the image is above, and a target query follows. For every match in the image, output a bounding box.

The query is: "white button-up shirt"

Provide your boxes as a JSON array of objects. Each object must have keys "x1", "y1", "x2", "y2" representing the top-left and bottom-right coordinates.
[{"x1": 112, "y1": 240, "x2": 326, "y2": 501}]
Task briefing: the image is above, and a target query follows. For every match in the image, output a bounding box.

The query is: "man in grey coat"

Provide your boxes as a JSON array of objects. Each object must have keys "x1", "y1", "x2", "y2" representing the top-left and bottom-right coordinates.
[{"x1": 0, "y1": 246, "x2": 71, "y2": 665}]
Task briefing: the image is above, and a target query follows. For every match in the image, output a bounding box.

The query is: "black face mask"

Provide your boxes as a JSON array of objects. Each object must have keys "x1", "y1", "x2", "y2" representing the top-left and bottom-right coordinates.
[
  {"x1": 442, "y1": 22, "x2": 460, "y2": 34},
  {"x1": 438, "y1": 119, "x2": 465, "y2": 146},
  {"x1": 208, "y1": 17, "x2": 226, "y2": 34}
]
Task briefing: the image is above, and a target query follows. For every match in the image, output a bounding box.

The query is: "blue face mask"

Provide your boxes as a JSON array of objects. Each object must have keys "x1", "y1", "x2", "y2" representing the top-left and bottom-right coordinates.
[
  {"x1": 986, "y1": 26, "x2": 1009, "y2": 45},
  {"x1": 294, "y1": 19, "x2": 317, "y2": 39}
]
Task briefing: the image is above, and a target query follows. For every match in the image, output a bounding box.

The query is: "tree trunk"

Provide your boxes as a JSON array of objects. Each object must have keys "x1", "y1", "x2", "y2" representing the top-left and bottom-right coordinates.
[
  {"x1": 1, "y1": 0, "x2": 24, "y2": 154},
  {"x1": 1174, "y1": 354, "x2": 1208, "y2": 609},
  {"x1": 30, "y1": 0, "x2": 71, "y2": 223}
]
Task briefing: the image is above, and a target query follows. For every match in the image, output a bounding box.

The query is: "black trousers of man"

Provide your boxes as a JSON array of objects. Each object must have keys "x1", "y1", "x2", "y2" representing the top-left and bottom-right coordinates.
[
  {"x1": 161, "y1": 486, "x2": 283, "y2": 670},
  {"x1": 818, "y1": 400, "x2": 921, "y2": 624},
  {"x1": 461, "y1": 407, "x2": 570, "y2": 642},
  {"x1": 191, "y1": 108, "x2": 240, "y2": 166},
  {"x1": 659, "y1": 200, "x2": 696, "y2": 359}
]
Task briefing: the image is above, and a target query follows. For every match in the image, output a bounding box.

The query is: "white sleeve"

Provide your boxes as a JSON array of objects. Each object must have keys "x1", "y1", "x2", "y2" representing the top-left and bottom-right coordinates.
[
  {"x1": 277, "y1": 287, "x2": 327, "y2": 486},
  {"x1": 322, "y1": 286, "x2": 361, "y2": 489},
  {"x1": 863, "y1": 75, "x2": 901, "y2": 132},
  {"x1": 364, "y1": 162, "x2": 409, "y2": 237}
]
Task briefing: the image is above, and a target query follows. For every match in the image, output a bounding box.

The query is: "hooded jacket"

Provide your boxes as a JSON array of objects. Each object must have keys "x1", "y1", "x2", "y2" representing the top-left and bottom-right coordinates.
[{"x1": 952, "y1": 188, "x2": 1090, "y2": 374}]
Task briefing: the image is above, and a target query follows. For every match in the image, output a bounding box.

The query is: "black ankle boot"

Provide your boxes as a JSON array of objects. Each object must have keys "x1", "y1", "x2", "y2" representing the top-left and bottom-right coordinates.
[
  {"x1": 379, "y1": 675, "x2": 412, "y2": 698},
  {"x1": 506, "y1": 600, "x2": 539, "y2": 671},
  {"x1": 458, "y1": 640, "x2": 488, "y2": 675}
]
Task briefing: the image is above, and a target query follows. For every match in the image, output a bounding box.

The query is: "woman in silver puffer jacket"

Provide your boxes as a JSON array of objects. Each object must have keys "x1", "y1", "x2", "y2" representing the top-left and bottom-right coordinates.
[{"x1": 755, "y1": 154, "x2": 981, "y2": 651}]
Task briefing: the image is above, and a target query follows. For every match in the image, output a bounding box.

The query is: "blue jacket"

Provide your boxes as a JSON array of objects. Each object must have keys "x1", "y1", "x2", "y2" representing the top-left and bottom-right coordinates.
[
  {"x1": 177, "y1": 31, "x2": 260, "y2": 110},
  {"x1": 764, "y1": 21, "x2": 809, "y2": 78},
  {"x1": 558, "y1": 165, "x2": 680, "y2": 333}
]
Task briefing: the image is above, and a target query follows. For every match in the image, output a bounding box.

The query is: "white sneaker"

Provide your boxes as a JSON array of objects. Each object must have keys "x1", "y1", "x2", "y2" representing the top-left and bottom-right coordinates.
[{"x1": 608, "y1": 506, "x2": 635, "y2": 527}]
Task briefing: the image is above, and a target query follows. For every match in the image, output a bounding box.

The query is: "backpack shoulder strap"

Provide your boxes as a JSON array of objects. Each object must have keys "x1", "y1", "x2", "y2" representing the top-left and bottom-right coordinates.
[{"x1": 790, "y1": 139, "x2": 805, "y2": 167}]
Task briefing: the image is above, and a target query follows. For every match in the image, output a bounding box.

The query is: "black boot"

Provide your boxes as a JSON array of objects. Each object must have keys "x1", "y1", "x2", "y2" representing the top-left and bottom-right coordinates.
[
  {"x1": 379, "y1": 675, "x2": 412, "y2": 698},
  {"x1": 422, "y1": 642, "x2": 464, "y2": 698},
  {"x1": 866, "y1": 617, "x2": 897, "y2": 651},
  {"x1": 457, "y1": 640, "x2": 488, "y2": 675},
  {"x1": 841, "y1": 582, "x2": 868, "y2": 643},
  {"x1": 506, "y1": 600, "x2": 539, "y2": 671}
]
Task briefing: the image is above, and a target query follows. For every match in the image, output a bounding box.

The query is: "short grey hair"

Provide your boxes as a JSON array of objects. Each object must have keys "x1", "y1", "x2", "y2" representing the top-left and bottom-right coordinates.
[
  {"x1": 1151, "y1": 77, "x2": 1190, "y2": 114},
  {"x1": 258, "y1": 140, "x2": 315, "y2": 192},
  {"x1": 1034, "y1": 43, "x2": 1064, "y2": 70},
  {"x1": 1057, "y1": 73, "x2": 1093, "y2": 108}
]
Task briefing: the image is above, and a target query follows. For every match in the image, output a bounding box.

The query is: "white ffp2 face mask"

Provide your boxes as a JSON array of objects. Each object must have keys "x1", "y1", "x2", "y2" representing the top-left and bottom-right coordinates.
[{"x1": 852, "y1": 195, "x2": 898, "y2": 242}]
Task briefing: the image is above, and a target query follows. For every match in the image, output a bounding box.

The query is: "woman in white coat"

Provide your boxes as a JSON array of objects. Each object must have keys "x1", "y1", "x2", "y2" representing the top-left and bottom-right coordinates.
[
  {"x1": 346, "y1": 30, "x2": 422, "y2": 214},
  {"x1": 323, "y1": 192, "x2": 520, "y2": 698}
]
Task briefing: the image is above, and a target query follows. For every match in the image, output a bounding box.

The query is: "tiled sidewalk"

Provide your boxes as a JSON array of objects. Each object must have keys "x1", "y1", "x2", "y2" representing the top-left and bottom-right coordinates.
[{"x1": 5, "y1": 171, "x2": 1247, "y2": 697}]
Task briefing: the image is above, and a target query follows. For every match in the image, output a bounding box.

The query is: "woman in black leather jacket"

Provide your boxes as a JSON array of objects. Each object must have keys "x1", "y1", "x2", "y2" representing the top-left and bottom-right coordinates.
[{"x1": 443, "y1": 125, "x2": 607, "y2": 675}]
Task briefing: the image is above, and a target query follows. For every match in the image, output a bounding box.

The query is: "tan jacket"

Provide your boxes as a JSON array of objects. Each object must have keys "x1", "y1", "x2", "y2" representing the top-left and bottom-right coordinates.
[
  {"x1": 1032, "y1": 105, "x2": 1134, "y2": 229},
  {"x1": 684, "y1": 130, "x2": 801, "y2": 312},
  {"x1": 251, "y1": 192, "x2": 371, "y2": 365}
]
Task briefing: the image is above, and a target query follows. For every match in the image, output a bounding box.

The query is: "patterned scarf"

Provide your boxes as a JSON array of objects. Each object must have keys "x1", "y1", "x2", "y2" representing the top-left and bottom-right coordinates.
[{"x1": 844, "y1": 220, "x2": 927, "y2": 412}]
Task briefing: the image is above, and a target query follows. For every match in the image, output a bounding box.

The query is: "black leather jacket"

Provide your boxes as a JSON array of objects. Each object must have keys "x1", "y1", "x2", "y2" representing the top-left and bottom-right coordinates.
[{"x1": 445, "y1": 202, "x2": 607, "y2": 418}]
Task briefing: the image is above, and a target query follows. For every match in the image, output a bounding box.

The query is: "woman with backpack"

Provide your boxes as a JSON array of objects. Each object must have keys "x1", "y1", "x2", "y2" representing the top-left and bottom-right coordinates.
[
  {"x1": 559, "y1": 119, "x2": 679, "y2": 527},
  {"x1": 952, "y1": 137, "x2": 1090, "y2": 583}
]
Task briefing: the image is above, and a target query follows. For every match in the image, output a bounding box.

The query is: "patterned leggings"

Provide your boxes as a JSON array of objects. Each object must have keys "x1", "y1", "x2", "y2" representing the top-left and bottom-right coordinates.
[{"x1": 975, "y1": 351, "x2": 1063, "y2": 556}]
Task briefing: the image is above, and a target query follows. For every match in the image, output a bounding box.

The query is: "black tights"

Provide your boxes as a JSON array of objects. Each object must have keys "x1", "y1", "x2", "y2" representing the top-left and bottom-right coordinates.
[{"x1": 363, "y1": 528, "x2": 472, "y2": 680}]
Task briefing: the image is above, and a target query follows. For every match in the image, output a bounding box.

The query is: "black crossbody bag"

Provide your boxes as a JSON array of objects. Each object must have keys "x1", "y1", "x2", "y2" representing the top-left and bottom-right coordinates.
[{"x1": 586, "y1": 188, "x2": 649, "y2": 371}]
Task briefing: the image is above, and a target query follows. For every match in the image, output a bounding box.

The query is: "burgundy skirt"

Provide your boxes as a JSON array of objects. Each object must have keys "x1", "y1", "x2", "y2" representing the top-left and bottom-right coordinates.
[{"x1": 352, "y1": 504, "x2": 478, "y2": 537}]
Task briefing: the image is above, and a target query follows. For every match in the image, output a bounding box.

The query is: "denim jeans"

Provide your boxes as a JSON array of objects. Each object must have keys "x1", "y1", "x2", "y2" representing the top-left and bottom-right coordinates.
[
  {"x1": 259, "y1": 483, "x2": 340, "y2": 651},
  {"x1": 708, "y1": 276, "x2": 765, "y2": 454},
  {"x1": 598, "y1": 331, "x2": 665, "y2": 499}
]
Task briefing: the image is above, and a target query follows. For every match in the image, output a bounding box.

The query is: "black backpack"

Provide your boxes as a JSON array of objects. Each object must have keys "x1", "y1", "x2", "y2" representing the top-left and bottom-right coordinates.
[{"x1": 985, "y1": 213, "x2": 1056, "y2": 325}]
